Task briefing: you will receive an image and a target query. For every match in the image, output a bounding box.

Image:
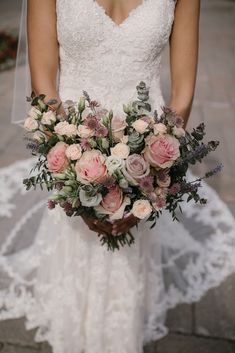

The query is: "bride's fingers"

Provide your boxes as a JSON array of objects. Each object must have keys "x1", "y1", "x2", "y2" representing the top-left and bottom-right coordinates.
[{"x1": 94, "y1": 220, "x2": 113, "y2": 235}]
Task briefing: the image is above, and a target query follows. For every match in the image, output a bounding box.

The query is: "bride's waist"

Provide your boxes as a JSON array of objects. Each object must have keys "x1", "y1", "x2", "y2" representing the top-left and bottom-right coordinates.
[{"x1": 58, "y1": 76, "x2": 164, "y2": 114}]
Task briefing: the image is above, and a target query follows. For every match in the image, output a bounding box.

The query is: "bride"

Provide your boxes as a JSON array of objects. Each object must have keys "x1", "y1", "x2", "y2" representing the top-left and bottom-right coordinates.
[{"x1": 1, "y1": 0, "x2": 235, "y2": 352}]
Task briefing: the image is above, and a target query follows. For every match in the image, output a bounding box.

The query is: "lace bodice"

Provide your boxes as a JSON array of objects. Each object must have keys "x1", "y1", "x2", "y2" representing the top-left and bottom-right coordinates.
[{"x1": 56, "y1": 0, "x2": 176, "y2": 113}]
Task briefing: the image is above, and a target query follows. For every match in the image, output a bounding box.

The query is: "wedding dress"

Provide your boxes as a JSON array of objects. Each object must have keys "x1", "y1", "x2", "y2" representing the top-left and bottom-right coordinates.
[{"x1": 1, "y1": 1, "x2": 235, "y2": 353}]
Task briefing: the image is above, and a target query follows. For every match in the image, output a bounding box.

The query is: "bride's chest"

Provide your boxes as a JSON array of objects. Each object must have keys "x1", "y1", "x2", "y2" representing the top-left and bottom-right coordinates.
[{"x1": 56, "y1": 0, "x2": 176, "y2": 58}]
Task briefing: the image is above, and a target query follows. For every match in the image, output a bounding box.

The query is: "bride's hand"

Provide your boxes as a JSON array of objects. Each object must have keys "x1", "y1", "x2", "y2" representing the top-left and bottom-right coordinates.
[
  {"x1": 81, "y1": 214, "x2": 113, "y2": 235},
  {"x1": 111, "y1": 215, "x2": 139, "y2": 236}
]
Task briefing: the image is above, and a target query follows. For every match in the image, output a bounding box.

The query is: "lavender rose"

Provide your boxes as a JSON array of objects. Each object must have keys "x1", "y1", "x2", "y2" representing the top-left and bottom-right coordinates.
[{"x1": 122, "y1": 154, "x2": 150, "y2": 185}]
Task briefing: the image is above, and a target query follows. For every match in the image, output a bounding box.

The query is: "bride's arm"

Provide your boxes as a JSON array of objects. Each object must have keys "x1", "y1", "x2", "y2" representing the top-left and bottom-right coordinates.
[
  {"x1": 27, "y1": 0, "x2": 60, "y2": 104},
  {"x1": 169, "y1": 0, "x2": 201, "y2": 126},
  {"x1": 28, "y1": 0, "x2": 113, "y2": 235}
]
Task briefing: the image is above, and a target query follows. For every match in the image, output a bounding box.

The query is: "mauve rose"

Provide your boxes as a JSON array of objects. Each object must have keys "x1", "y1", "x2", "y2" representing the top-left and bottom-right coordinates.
[
  {"x1": 75, "y1": 150, "x2": 107, "y2": 184},
  {"x1": 101, "y1": 185, "x2": 123, "y2": 213},
  {"x1": 47, "y1": 141, "x2": 69, "y2": 173},
  {"x1": 144, "y1": 134, "x2": 180, "y2": 168},
  {"x1": 122, "y1": 154, "x2": 150, "y2": 185},
  {"x1": 111, "y1": 116, "x2": 127, "y2": 142}
]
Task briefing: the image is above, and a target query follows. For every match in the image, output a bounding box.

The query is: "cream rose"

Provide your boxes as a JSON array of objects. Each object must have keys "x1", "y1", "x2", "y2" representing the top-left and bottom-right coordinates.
[
  {"x1": 153, "y1": 123, "x2": 167, "y2": 135},
  {"x1": 24, "y1": 117, "x2": 38, "y2": 131},
  {"x1": 132, "y1": 119, "x2": 149, "y2": 134},
  {"x1": 111, "y1": 143, "x2": 130, "y2": 159},
  {"x1": 41, "y1": 111, "x2": 56, "y2": 125},
  {"x1": 77, "y1": 125, "x2": 94, "y2": 138},
  {"x1": 54, "y1": 121, "x2": 78, "y2": 137},
  {"x1": 65, "y1": 144, "x2": 82, "y2": 160},
  {"x1": 111, "y1": 116, "x2": 127, "y2": 142},
  {"x1": 131, "y1": 200, "x2": 152, "y2": 219}
]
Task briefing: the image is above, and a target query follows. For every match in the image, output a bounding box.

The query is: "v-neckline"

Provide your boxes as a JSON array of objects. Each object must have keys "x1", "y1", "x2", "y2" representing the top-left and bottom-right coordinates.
[{"x1": 92, "y1": 0, "x2": 147, "y2": 28}]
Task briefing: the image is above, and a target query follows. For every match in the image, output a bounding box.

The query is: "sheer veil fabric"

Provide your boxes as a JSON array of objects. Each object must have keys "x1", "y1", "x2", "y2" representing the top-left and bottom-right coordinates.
[{"x1": 1, "y1": 1, "x2": 235, "y2": 353}]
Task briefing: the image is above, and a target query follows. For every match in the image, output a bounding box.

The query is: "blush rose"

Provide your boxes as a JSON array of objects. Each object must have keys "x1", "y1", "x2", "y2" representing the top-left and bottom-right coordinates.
[
  {"x1": 75, "y1": 150, "x2": 107, "y2": 184},
  {"x1": 144, "y1": 134, "x2": 180, "y2": 168},
  {"x1": 47, "y1": 141, "x2": 69, "y2": 173}
]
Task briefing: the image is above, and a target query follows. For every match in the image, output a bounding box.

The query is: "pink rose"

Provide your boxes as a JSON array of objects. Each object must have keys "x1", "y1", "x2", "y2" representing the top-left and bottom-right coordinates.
[
  {"x1": 132, "y1": 119, "x2": 149, "y2": 134},
  {"x1": 47, "y1": 141, "x2": 69, "y2": 173},
  {"x1": 101, "y1": 185, "x2": 123, "y2": 213},
  {"x1": 75, "y1": 150, "x2": 107, "y2": 184},
  {"x1": 144, "y1": 134, "x2": 180, "y2": 168},
  {"x1": 111, "y1": 116, "x2": 127, "y2": 142}
]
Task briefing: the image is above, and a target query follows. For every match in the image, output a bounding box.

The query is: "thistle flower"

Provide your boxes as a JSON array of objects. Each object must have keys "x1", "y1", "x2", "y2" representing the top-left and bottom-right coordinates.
[
  {"x1": 96, "y1": 126, "x2": 108, "y2": 137},
  {"x1": 48, "y1": 200, "x2": 56, "y2": 209},
  {"x1": 84, "y1": 115, "x2": 99, "y2": 130},
  {"x1": 168, "y1": 183, "x2": 181, "y2": 195},
  {"x1": 55, "y1": 182, "x2": 65, "y2": 191},
  {"x1": 80, "y1": 138, "x2": 91, "y2": 151},
  {"x1": 139, "y1": 176, "x2": 154, "y2": 193}
]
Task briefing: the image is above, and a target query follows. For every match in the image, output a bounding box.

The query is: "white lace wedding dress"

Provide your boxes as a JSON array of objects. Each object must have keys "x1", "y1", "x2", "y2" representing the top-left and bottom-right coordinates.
[{"x1": 1, "y1": 1, "x2": 235, "y2": 353}]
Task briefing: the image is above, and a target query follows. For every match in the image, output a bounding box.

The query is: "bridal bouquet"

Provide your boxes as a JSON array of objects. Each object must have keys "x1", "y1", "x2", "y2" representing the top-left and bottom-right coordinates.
[{"x1": 23, "y1": 82, "x2": 221, "y2": 251}]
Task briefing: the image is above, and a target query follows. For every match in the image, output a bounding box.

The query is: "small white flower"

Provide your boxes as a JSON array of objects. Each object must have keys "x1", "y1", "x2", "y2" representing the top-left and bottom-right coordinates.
[
  {"x1": 65, "y1": 144, "x2": 82, "y2": 160},
  {"x1": 119, "y1": 178, "x2": 129, "y2": 189},
  {"x1": 153, "y1": 123, "x2": 167, "y2": 135},
  {"x1": 106, "y1": 156, "x2": 125, "y2": 174},
  {"x1": 33, "y1": 131, "x2": 45, "y2": 142},
  {"x1": 172, "y1": 126, "x2": 185, "y2": 138},
  {"x1": 111, "y1": 143, "x2": 130, "y2": 159},
  {"x1": 28, "y1": 107, "x2": 42, "y2": 120},
  {"x1": 79, "y1": 189, "x2": 102, "y2": 207},
  {"x1": 41, "y1": 111, "x2": 56, "y2": 125},
  {"x1": 24, "y1": 117, "x2": 38, "y2": 131}
]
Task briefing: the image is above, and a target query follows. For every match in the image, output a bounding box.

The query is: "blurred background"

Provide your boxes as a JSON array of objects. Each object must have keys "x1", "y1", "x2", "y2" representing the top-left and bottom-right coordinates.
[{"x1": 0, "y1": 0, "x2": 235, "y2": 352}]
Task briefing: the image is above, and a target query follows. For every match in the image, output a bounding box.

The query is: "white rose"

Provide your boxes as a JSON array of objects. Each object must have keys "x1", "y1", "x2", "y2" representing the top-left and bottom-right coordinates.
[
  {"x1": 65, "y1": 144, "x2": 82, "y2": 160},
  {"x1": 111, "y1": 143, "x2": 130, "y2": 159},
  {"x1": 28, "y1": 107, "x2": 41, "y2": 120},
  {"x1": 132, "y1": 119, "x2": 149, "y2": 134},
  {"x1": 172, "y1": 126, "x2": 185, "y2": 138},
  {"x1": 153, "y1": 123, "x2": 167, "y2": 135},
  {"x1": 106, "y1": 155, "x2": 125, "y2": 174},
  {"x1": 24, "y1": 117, "x2": 38, "y2": 131},
  {"x1": 77, "y1": 125, "x2": 94, "y2": 138},
  {"x1": 54, "y1": 121, "x2": 78, "y2": 137},
  {"x1": 79, "y1": 189, "x2": 102, "y2": 207},
  {"x1": 41, "y1": 111, "x2": 56, "y2": 125},
  {"x1": 131, "y1": 200, "x2": 152, "y2": 219}
]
